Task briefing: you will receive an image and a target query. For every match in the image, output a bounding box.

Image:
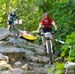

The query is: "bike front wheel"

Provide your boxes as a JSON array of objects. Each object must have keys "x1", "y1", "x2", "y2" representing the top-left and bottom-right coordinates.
[{"x1": 46, "y1": 40, "x2": 53, "y2": 64}]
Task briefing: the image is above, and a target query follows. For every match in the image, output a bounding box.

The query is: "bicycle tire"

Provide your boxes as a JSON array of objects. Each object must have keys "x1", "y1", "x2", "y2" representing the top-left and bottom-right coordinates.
[{"x1": 46, "y1": 40, "x2": 53, "y2": 64}]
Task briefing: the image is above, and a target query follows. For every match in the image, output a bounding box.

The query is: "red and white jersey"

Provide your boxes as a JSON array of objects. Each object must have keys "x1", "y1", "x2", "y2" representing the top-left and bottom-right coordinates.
[{"x1": 40, "y1": 18, "x2": 55, "y2": 29}]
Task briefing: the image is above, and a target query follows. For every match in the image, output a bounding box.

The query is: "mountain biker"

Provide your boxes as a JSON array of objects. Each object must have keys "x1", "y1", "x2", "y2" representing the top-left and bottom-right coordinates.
[
  {"x1": 37, "y1": 13, "x2": 57, "y2": 53},
  {"x1": 7, "y1": 9, "x2": 18, "y2": 31}
]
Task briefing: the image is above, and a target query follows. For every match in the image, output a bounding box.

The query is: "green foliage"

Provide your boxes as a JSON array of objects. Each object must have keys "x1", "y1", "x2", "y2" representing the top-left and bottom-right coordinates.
[
  {"x1": 55, "y1": 62, "x2": 64, "y2": 70},
  {"x1": 16, "y1": 0, "x2": 40, "y2": 31},
  {"x1": 61, "y1": 32, "x2": 75, "y2": 61},
  {"x1": 47, "y1": 62, "x2": 64, "y2": 74},
  {"x1": 16, "y1": 0, "x2": 75, "y2": 39},
  {"x1": 0, "y1": 0, "x2": 18, "y2": 27},
  {"x1": 0, "y1": 0, "x2": 75, "y2": 35},
  {"x1": 65, "y1": 57, "x2": 74, "y2": 62}
]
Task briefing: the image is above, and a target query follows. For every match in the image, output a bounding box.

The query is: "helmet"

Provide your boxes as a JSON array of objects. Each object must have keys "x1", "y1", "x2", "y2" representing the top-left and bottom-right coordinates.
[
  {"x1": 11, "y1": 9, "x2": 16, "y2": 14},
  {"x1": 43, "y1": 13, "x2": 49, "y2": 20}
]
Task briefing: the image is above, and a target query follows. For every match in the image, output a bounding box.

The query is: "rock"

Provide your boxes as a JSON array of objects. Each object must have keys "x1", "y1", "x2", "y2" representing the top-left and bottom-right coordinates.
[
  {"x1": 42, "y1": 56, "x2": 50, "y2": 63},
  {"x1": 44, "y1": 64, "x2": 55, "y2": 68},
  {"x1": 2, "y1": 37, "x2": 27, "y2": 47},
  {"x1": 26, "y1": 55, "x2": 49, "y2": 63},
  {"x1": 33, "y1": 67, "x2": 47, "y2": 74},
  {"x1": 28, "y1": 55, "x2": 49, "y2": 63},
  {"x1": 32, "y1": 55, "x2": 49, "y2": 63},
  {"x1": 21, "y1": 64, "x2": 28, "y2": 70},
  {"x1": 29, "y1": 62, "x2": 44, "y2": 67},
  {"x1": 14, "y1": 61, "x2": 22, "y2": 67},
  {"x1": 0, "y1": 66, "x2": 9, "y2": 71},
  {"x1": 0, "y1": 46, "x2": 26, "y2": 62},
  {"x1": 26, "y1": 56, "x2": 39, "y2": 62},
  {"x1": 0, "y1": 28, "x2": 10, "y2": 40},
  {"x1": 0, "y1": 53, "x2": 9, "y2": 62},
  {"x1": 0, "y1": 41, "x2": 6, "y2": 45},
  {"x1": 0, "y1": 53, "x2": 12, "y2": 70},
  {"x1": 21, "y1": 63, "x2": 33, "y2": 70},
  {"x1": 28, "y1": 43, "x2": 45, "y2": 55},
  {"x1": 8, "y1": 37, "x2": 27, "y2": 47},
  {"x1": 23, "y1": 49, "x2": 34, "y2": 56},
  {"x1": 34, "y1": 46, "x2": 45, "y2": 56},
  {"x1": 8, "y1": 32, "x2": 15, "y2": 37},
  {"x1": 0, "y1": 62, "x2": 12, "y2": 70},
  {"x1": 8, "y1": 68, "x2": 23, "y2": 74}
]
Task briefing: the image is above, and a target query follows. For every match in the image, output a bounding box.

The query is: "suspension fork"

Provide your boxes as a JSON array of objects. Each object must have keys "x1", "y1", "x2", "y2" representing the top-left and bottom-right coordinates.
[{"x1": 46, "y1": 39, "x2": 53, "y2": 54}]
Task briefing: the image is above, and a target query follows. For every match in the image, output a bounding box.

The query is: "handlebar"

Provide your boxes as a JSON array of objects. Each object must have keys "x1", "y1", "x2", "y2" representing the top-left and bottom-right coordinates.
[{"x1": 32, "y1": 30, "x2": 57, "y2": 36}]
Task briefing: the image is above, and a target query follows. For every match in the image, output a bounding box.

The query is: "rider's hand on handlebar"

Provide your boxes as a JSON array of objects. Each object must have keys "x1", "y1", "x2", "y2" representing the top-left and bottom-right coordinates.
[
  {"x1": 51, "y1": 30, "x2": 57, "y2": 34},
  {"x1": 54, "y1": 30, "x2": 57, "y2": 33},
  {"x1": 34, "y1": 30, "x2": 42, "y2": 36}
]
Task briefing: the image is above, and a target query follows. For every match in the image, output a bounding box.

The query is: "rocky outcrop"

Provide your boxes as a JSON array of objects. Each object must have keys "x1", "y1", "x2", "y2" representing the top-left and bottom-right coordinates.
[
  {"x1": 0, "y1": 53, "x2": 12, "y2": 70},
  {"x1": 0, "y1": 28, "x2": 10, "y2": 40},
  {"x1": 0, "y1": 46, "x2": 26, "y2": 62},
  {"x1": 0, "y1": 28, "x2": 53, "y2": 74}
]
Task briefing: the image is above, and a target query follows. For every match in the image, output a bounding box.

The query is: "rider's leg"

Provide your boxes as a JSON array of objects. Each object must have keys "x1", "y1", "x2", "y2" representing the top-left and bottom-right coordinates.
[
  {"x1": 41, "y1": 28, "x2": 46, "y2": 47},
  {"x1": 7, "y1": 21, "x2": 13, "y2": 31},
  {"x1": 41, "y1": 35, "x2": 47, "y2": 54},
  {"x1": 41, "y1": 35, "x2": 46, "y2": 46},
  {"x1": 7, "y1": 24, "x2": 11, "y2": 31}
]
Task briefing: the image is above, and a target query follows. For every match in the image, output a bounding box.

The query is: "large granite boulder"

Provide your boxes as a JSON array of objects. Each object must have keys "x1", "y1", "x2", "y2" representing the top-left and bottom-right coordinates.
[
  {"x1": 0, "y1": 28, "x2": 10, "y2": 40},
  {"x1": 0, "y1": 53, "x2": 9, "y2": 61},
  {"x1": 8, "y1": 68, "x2": 23, "y2": 74},
  {"x1": 0, "y1": 46, "x2": 26, "y2": 62},
  {"x1": 0, "y1": 53, "x2": 12, "y2": 70}
]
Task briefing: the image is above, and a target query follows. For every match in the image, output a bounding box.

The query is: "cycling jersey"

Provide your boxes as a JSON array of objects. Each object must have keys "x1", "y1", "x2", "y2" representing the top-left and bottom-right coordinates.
[
  {"x1": 40, "y1": 18, "x2": 53, "y2": 29},
  {"x1": 7, "y1": 13, "x2": 17, "y2": 25}
]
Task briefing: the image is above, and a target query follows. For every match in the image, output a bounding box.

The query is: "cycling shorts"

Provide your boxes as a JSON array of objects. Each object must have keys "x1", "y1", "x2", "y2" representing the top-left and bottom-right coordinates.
[
  {"x1": 7, "y1": 20, "x2": 14, "y2": 25},
  {"x1": 42, "y1": 27, "x2": 52, "y2": 33}
]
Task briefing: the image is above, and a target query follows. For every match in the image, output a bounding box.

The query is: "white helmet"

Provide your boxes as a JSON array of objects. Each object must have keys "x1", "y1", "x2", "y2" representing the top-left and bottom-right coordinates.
[{"x1": 12, "y1": 9, "x2": 16, "y2": 14}]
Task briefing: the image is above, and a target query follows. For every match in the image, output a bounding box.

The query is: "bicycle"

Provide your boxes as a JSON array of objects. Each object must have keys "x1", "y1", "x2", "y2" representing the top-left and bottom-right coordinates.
[
  {"x1": 32, "y1": 31, "x2": 55, "y2": 64},
  {"x1": 44, "y1": 31, "x2": 54, "y2": 64}
]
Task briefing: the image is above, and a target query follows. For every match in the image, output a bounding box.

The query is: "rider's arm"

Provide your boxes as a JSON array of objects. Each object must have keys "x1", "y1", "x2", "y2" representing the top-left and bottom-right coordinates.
[
  {"x1": 52, "y1": 21, "x2": 57, "y2": 31},
  {"x1": 37, "y1": 23, "x2": 42, "y2": 32},
  {"x1": 15, "y1": 15, "x2": 18, "y2": 20},
  {"x1": 8, "y1": 15, "x2": 11, "y2": 21},
  {"x1": 15, "y1": 15, "x2": 19, "y2": 24}
]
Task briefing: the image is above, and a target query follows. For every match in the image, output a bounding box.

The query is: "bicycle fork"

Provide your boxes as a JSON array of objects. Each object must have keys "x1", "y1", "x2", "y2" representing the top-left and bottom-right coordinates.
[{"x1": 46, "y1": 40, "x2": 53, "y2": 54}]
